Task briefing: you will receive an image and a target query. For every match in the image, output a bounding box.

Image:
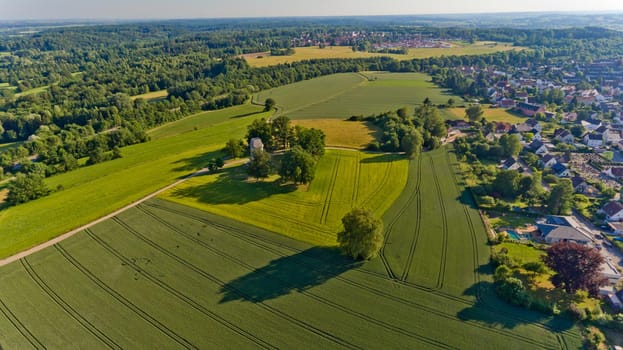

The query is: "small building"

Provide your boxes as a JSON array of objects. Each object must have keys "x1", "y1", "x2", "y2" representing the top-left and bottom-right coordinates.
[
  {"x1": 537, "y1": 216, "x2": 594, "y2": 244},
  {"x1": 540, "y1": 154, "x2": 558, "y2": 168},
  {"x1": 494, "y1": 122, "x2": 513, "y2": 134},
  {"x1": 554, "y1": 128, "x2": 574, "y2": 144},
  {"x1": 605, "y1": 167, "x2": 623, "y2": 179},
  {"x1": 601, "y1": 201, "x2": 623, "y2": 221},
  {"x1": 249, "y1": 137, "x2": 264, "y2": 159},
  {"x1": 571, "y1": 176, "x2": 588, "y2": 193},
  {"x1": 516, "y1": 102, "x2": 546, "y2": 117},
  {"x1": 502, "y1": 157, "x2": 523, "y2": 171},
  {"x1": 552, "y1": 163, "x2": 570, "y2": 177},
  {"x1": 528, "y1": 140, "x2": 548, "y2": 155},
  {"x1": 583, "y1": 133, "x2": 604, "y2": 148},
  {"x1": 525, "y1": 118, "x2": 542, "y2": 132}
]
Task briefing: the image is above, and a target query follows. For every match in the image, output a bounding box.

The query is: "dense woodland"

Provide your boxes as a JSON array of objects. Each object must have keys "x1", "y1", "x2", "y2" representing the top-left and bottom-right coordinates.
[{"x1": 2, "y1": 20, "x2": 623, "y2": 203}]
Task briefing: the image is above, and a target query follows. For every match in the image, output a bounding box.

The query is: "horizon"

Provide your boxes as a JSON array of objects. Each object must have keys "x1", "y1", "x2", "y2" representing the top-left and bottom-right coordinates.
[{"x1": 2, "y1": 0, "x2": 623, "y2": 21}]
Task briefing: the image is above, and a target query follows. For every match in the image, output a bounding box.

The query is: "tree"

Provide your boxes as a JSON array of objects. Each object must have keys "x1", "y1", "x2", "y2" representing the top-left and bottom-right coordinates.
[
  {"x1": 279, "y1": 146, "x2": 317, "y2": 184},
  {"x1": 492, "y1": 170, "x2": 520, "y2": 199},
  {"x1": 499, "y1": 134, "x2": 521, "y2": 158},
  {"x1": 465, "y1": 104, "x2": 484, "y2": 122},
  {"x1": 207, "y1": 157, "x2": 225, "y2": 172},
  {"x1": 270, "y1": 115, "x2": 291, "y2": 150},
  {"x1": 400, "y1": 130, "x2": 423, "y2": 159},
  {"x1": 6, "y1": 173, "x2": 51, "y2": 206},
  {"x1": 294, "y1": 127, "x2": 326, "y2": 158},
  {"x1": 542, "y1": 241, "x2": 607, "y2": 296},
  {"x1": 547, "y1": 179, "x2": 573, "y2": 215},
  {"x1": 447, "y1": 98, "x2": 455, "y2": 107},
  {"x1": 247, "y1": 149, "x2": 272, "y2": 180},
  {"x1": 264, "y1": 98, "x2": 276, "y2": 112},
  {"x1": 337, "y1": 208, "x2": 384, "y2": 260},
  {"x1": 246, "y1": 118, "x2": 272, "y2": 149},
  {"x1": 397, "y1": 107, "x2": 409, "y2": 121},
  {"x1": 225, "y1": 138, "x2": 245, "y2": 159}
]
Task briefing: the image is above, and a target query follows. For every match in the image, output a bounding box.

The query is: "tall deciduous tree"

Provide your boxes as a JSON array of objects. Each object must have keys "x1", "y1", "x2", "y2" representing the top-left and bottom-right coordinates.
[
  {"x1": 400, "y1": 129, "x2": 423, "y2": 159},
  {"x1": 492, "y1": 170, "x2": 520, "y2": 199},
  {"x1": 499, "y1": 134, "x2": 521, "y2": 158},
  {"x1": 247, "y1": 149, "x2": 272, "y2": 181},
  {"x1": 225, "y1": 138, "x2": 245, "y2": 159},
  {"x1": 264, "y1": 98, "x2": 276, "y2": 112},
  {"x1": 270, "y1": 115, "x2": 291, "y2": 150},
  {"x1": 465, "y1": 104, "x2": 484, "y2": 122},
  {"x1": 279, "y1": 146, "x2": 317, "y2": 184},
  {"x1": 6, "y1": 173, "x2": 51, "y2": 206},
  {"x1": 295, "y1": 127, "x2": 326, "y2": 158},
  {"x1": 337, "y1": 208, "x2": 384, "y2": 260},
  {"x1": 542, "y1": 241, "x2": 607, "y2": 296},
  {"x1": 246, "y1": 118, "x2": 272, "y2": 149},
  {"x1": 547, "y1": 179, "x2": 573, "y2": 215}
]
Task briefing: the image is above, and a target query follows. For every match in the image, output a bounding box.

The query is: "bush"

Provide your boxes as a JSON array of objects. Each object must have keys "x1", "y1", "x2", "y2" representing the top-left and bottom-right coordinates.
[
  {"x1": 567, "y1": 303, "x2": 587, "y2": 321},
  {"x1": 366, "y1": 141, "x2": 380, "y2": 151},
  {"x1": 496, "y1": 277, "x2": 532, "y2": 307},
  {"x1": 523, "y1": 261, "x2": 547, "y2": 274}
]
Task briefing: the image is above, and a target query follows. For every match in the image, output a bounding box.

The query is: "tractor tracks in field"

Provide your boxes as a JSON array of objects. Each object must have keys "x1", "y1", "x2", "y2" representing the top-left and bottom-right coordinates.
[
  {"x1": 320, "y1": 156, "x2": 340, "y2": 225},
  {"x1": 429, "y1": 155, "x2": 449, "y2": 291},
  {"x1": 53, "y1": 244, "x2": 198, "y2": 350},
  {"x1": 139, "y1": 202, "x2": 562, "y2": 350},
  {"x1": 0, "y1": 298, "x2": 45, "y2": 349},
  {"x1": 21, "y1": 258, "x2": 122, "y2": 350}
]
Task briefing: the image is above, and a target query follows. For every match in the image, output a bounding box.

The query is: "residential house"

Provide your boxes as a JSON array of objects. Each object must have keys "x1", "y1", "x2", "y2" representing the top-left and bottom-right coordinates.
[
  {"x1": 571, "y1": 176, "x2": 588, "y2": 193},
  {"x1": 561, "y1": 112, "x2": 577, "y2": 124},
  {"x1": 515, "y1": 91, "x2": 529, "y2": 102},
  {"x1": 584, "y1": 133, "x2": 604, "y2": 148},
  {"x1": 494, "y1": 122, "x2": 513, "y2": 134},
  {"x1": 540, "y1": 154, "x2": 558, "y2": 168},
  {"x1": 601, "y1": 201, "x2": 623, "y2": 221},
  {"x1": 446, "y1": 120, "x2": 471, "y2": 130},
  {"x1": 525, "y1": 118, "x2": 542, "y2": 132},
  {"x1": 605, "y1": 167, "x2": 623, "y2": 179},
  {"x1": 553, "y1": 128, "x2": 574, "y2": 144},
  {"x1": 607, "y1": 221, "x2": 623, "y2": 235},
  {"x1": 601, "y1": 262, "x2": 623, "y2": 286},
  {"x1": 536, "y1": 216, "x2": 594, "y2": 244},
  {"x1": 516, "y1": 102, "x2": 546, "y2": 117},
  {"x1": 603, "y1": 128, "x2": 622, "y2": 144},
  {"x1": 498, "y1": 98, "x2": 516, "y2": 108},
  {"x1": 528, "y1": 140, "x2": 548, "y2": 155},
  {"x1": 581, "y1": 119, "x2": 603, "y2": 131},
  {"x1": 502, "y1": 157, "x2": 523, "y2": 171},
  {"x1": 544, "y1": 111, "x2": 557, "y2": 120},
  {"x1": 552, "y1": 163, "x2": 570, "y2": 177}
]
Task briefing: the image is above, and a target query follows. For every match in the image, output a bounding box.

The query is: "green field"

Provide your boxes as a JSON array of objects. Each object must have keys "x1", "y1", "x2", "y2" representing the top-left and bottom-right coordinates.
[
  {"x1": 441, "y1": 106, "x2": 526, "y2": 124},
  {"x1": 0, "y1": 104, "x2": 269, "y2": 258},
  {"x1": 0, "y1": 147, "x2": 582, "y2": 348},
  {"x1": 255, "y1": 72, "x2": 460, "y2": 120},
  {"x1": 243, "y1": 43, "x2": 524, "y2": 67},
  {"x1": 160, "y1": 150, "x2": 409, "y2": 246},
  {"x1": 292, "y1": 119, "x2": 379, "y2": 149},
  {"x1": 131, "y1": 89, "x2": 169, "y2": 101}
]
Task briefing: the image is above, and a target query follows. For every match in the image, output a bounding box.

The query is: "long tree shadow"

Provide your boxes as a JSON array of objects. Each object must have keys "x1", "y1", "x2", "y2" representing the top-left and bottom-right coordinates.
[
  {"x1": 359, "y1": 153, "x2": 402, "y2": 163},
  {"x1": 172, "y1": 150, "x2": 225, "y2": 172},
  {"x1": 219, "y1": 247, "x2": 361, "y2": 304},
  {"x1": 170, "y1": 166, "x2": 298, "y2": 205}
]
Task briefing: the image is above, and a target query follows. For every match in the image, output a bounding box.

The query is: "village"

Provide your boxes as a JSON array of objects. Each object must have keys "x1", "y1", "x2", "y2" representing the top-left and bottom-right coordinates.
[{"x1": 446, "y1": 58, "x2": 623, "y2": 314}]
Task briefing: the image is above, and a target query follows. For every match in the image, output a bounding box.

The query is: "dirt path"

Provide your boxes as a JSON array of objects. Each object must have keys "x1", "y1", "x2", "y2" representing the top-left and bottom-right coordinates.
[{"x1": 0, "y1": 158, "x2": 248, "y2": 267}]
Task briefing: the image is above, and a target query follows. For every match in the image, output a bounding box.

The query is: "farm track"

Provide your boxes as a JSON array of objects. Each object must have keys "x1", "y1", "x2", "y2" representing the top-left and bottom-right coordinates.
[
  {"x1": 429, "y1": 154, "x2": 449, "y2": 290},
  {"x1": 109, "y1": 217, "x2": 358, "y2": 350},
  {"x1": 21, "y1": 258, "x2": 122, "y2": 350},
  {"x1": 359, "y1": 158, "x2": 394, "y2": 209},
  {"x1": 320, "y1": 156, "x2": 340, "y2": 224},
  {"x1": 53, "y1": 244, "x2": 198, "y2": 350},
  {"x1": 351, "y1": 152, "x2": 361, "y2": 204},
  {"x1": 0, "y1": 298, "x2": 44, "y2": 349},
  {"x1": 84, "y1": 228, "x2": 277, "y2": 350},
  {"x1": 399, "y1": 155, "x2": 424, "y2": 282},
  {"x1": 139, "y1": 203, "x2": 563, "y2": 349},
  {"x1": 131, "y1": 208, "x2": 456, "y2": 350}
]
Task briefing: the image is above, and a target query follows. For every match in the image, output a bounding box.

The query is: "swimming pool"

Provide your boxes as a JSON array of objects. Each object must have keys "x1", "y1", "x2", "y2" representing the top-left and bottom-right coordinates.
[{"x1": 507, "y1": 230, "x2": 522, "y2": 240}]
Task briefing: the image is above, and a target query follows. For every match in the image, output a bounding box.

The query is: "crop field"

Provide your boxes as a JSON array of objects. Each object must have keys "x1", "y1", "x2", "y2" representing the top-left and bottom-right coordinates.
[
  {"x1": 0, "y1": 146, "x2": 582, "y2": 349},
  {"x1": 441, "y1": 106, "x2": 526, "y2": 124},
  {"x1": 243, "y1": 42, "x2": 523, "y2": 67},
  {"x1": 159, "y1": 149, "x2": 409, "y2": 246},
  {"x1": 0, "y1": 104, "x2": 269, "y2": 258},
  {"x1": 131, "y1": 89, "x2": 169, "y2": 101},
  {"x1": 255, "y1": 72, "x2": 460, "y2": 120},
  {"x1": 291, "y1": 119, "x2": 379, "y2": 149}
]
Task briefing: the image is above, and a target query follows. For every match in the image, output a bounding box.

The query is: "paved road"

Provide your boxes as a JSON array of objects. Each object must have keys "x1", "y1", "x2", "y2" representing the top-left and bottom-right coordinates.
[
  {"x1": 572, "y1": 210, "x2": 623, "y2": 268},
  {"x1": 0, "y1": 158, "x2": 248, "y2": 267}
]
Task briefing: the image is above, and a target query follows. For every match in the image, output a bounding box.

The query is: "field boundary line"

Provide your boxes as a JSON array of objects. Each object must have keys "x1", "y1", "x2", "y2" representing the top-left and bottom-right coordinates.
[{"x1": 0, "y1": 159, "x2": 248, "y2": 267}]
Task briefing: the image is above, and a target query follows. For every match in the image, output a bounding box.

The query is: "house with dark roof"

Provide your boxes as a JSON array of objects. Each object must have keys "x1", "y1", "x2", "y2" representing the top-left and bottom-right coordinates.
[
  {"x1": 446, "y1": 119, "x2": 471, "y2": 130},
  {"x1": 553, "y1": 128, "x2": 574, "y2": 144},
  {"x1": 502, "y1": 157, "x2": 523, "y2": 171},
  {"x1": 525, "y1": 118, "x2": 542, "y2": 132},
  {"x1": 527, "y1": 140, "x2": 548, "y2": 155},
  {"x1": 536, "y1": 216, "x2": 594, "y2": 244},
  {"x1": 583, "y1": 133, "x2": 603, "y2": 148},
  {"x1": 540, "y1": 154, "x2": 558, "y2": 168},
  {"x1": 571, "y1": 176, "x2": 588, "y2": 193},
  {"x1": 561, "y1": 112, "x2": 577, "y2": 124},
  {"x1": 581, "y1": 119, "x2": 603, "y2": 131},
  {"x1": 494, "y1": 122, "x2": 513, "y2": 134},
  {"x1": 605, "y1": 167, "x2": 623, "y2": 179},
  {"x1": 516, "y1": 102, "x2": 546, "y2": 117},
  {"x1": 601, "y1": 201, "x2": 623, "y2": 221},
  {"x1": 552, "y1": 163, "x2": 570, "y2": 177}
]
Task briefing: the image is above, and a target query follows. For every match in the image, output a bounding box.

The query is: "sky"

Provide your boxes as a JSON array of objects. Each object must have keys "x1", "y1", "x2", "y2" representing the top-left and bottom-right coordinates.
[{"x1": 1, "y1": 0, "x2": 623, "y2": 20}]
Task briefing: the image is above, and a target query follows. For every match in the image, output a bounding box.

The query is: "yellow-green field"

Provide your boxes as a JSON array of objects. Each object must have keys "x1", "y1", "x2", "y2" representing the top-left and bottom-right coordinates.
[
  {"x1": 159, "y1": 150, "x2": 409, "y2": 246},
  {"x1": 441, "y1": 106, "x2": 526, "y2": 124},
  {"x1": 131, "y1": 89, "x2": 169, "y2": 101},
  {"x1": 292, "y1": 119, "x2": 379, "y2": 149},
  {"x1": 244, "y1": 42, "x2": 523, "y2": 67}
]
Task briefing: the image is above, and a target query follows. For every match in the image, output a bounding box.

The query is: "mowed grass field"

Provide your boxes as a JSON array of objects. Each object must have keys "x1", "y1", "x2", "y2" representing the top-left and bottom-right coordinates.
[
  {"x1": 244, "y1": 42, "x2": 523, "y2": 67},
  {"x1": 159, "y1": 150, "x2": 409, "y2": 246},
  {"x1": 441, "y1": 106, "x2": 527, "y2": 124},
  {"x1": 0, "y1": 104, "x2": 269, "y2": 258},
  {"x1": 131, "y1": 89, "x2": 169, "y2": 101},
  {"x1": 292, "y1": 119, "x2": 379, "y2": 149},
  {"x1": 255, "y1": 72, "x2": 460, "y2": 120},
  {"x1": 0, "y1": 147, "x2": 582, "y2": 349}
]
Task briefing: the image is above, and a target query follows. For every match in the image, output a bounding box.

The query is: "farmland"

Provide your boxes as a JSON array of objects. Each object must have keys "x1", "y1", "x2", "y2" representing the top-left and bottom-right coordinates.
[
  {"x1": 243, "y1": 42, "x2": 523, "y2": 67},
  {"x1": 441, "y1": 106, "x2": 527, "y2": 124},
  {"x1": 293, "y1": 119, "x2": 379, "y2": 149},
  {"x1": 0, "y1": 104, "x2": 269, "y2": 258},
  {"x1": 131, "y1": 89, "x2": 169, "y2": 101},
  {"x1": 0, "y1": 146, "x2": 582, "y2": 349},
  {"x1": 255, "y1": 72, "x2": 460, "y2": 120},
  {"x1": 159, "y1": 149, "x2": 409, "y2": 246}
]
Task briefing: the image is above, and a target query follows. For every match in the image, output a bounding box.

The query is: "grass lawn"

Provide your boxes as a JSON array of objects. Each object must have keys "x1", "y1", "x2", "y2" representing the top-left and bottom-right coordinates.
[
  {"x1": 488, "y1": 213, "x2": 536, "y2": 230},
  {"x1": 0, "y1": 141, "x2": 23, "y2": 153},
  {"x1": 131, "y1": 89, "x2": 169, "y2": 101},
  {"x1": 291, "y1": 119, "x2": 379, "y2": 149},
  {"x1": 255, "y1": 72, "x2": 460, "y2": 120},
  {"x1": 0, "y1": 104, "x2": 269, "y2": 259},
  {"x1": 244, "y1": 43, "x2": 524, "y2": 67},
  {"x1": 441, "y1": 106, "x2": 526, "y2": 124},
  {"x1": 159, "y1": 149, "x2": 409, "y2": 246}
]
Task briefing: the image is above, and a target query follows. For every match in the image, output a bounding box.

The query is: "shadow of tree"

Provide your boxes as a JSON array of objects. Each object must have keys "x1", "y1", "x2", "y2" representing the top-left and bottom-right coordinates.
[
  {"x1": 219, "y1": 247, "x2": 361, "y2": 304},
  {"x1": 359, "y1": 154, "x2": 401, "y2": 164},
  {"x1": 170, "y1": 166, "x2": 298, "y2": 205},
  {"x1": 457, "y1": 189, "x2": 480, "y2": 210},
  {"x1": 230, "y1": 110, "x2": 264, "y2": 119},
  {"x1": 172, "y1": 150, "x2": 225, "y2": 172}
]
